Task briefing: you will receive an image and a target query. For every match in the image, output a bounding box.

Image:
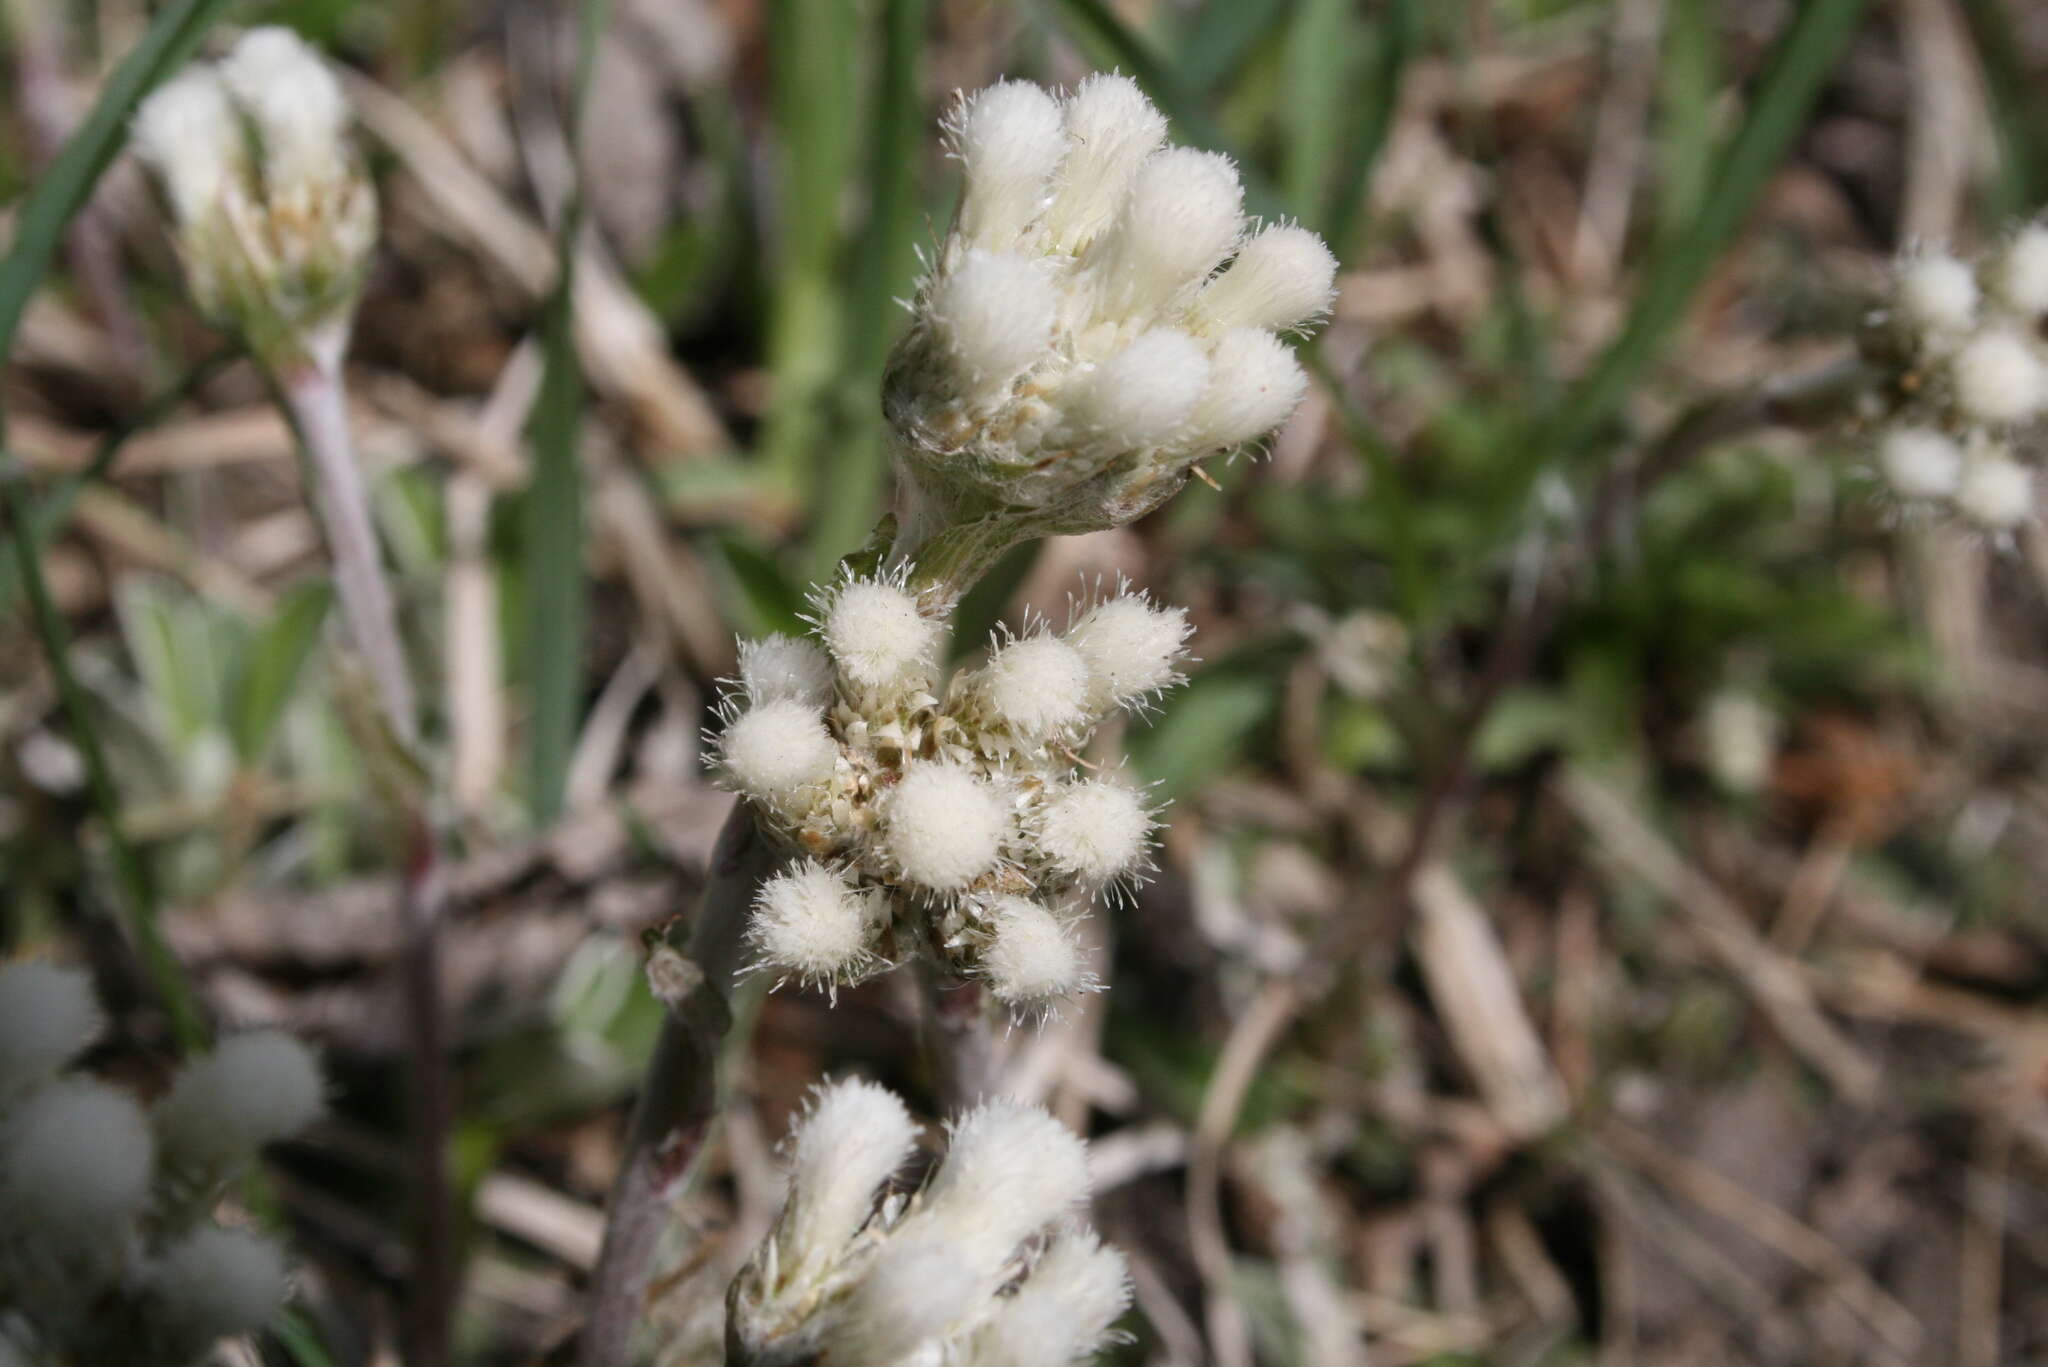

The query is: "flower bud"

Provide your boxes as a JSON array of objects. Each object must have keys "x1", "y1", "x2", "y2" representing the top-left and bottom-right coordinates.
[
  {"x1": 1043, "y1": 75, "x2": 1168, "y2": 253},
  {"x1": 738, "y1": 634, "x2": 834, "y2": 709},
  {"x1": 1034, "y1": 779, "x2": 1153, "y2": 884},
  {"x1": 931, "y1": 251, "x2": 1059, "y2": 394},
  {"x1": 1895, "y1": 253, "x2": 1978, "y2": 342},
  {"x1": 949, "y1": 80, "x2": 1066, "y2": 251},
  {"x1": 820, "y1": 577, "x2": 941, "y2": 691},
  {"x1": 1185, "y1": 327, "x2": 1309, "y2": 451},
  {"x1": 965, "y1": 634, "x2": 1091, "y2": 738},
  {"x1": 1091, "y1": 148, "x2": 1244, "y2": 319},
  {"x1": 747, "y1": 861, "x2": 884, "y2": 989},
  {"x1": 146, "y1": 1225, "x2": 288, "y2": 1351},
  {"x1": 1954, "y1": 448, "x2": 2034, "y2": 530},
  {"x1": 1950, "y1": 330, "x2": 2048, "y2": 425},
  {"x1": 1063, "y1": 592, "x2": 1191, "y2": 713},
  {"x1": 1069, "y1": 328, "x2": 1211, "y2": 449},
  {"x1": 130, "y1": 69, "x2": 241, "y2": 226},
  {"x1": 923, "y1": 1101, "x2": 1091, "y2": 1269},
  {"x1": 718, "y1": 699, "x2": 838, "y2": 811},
  {"x1": 969, "y1": 1229, "x2": 1132, "y2": 1367},
  {"x1": 1875, "y1": 425, "x2": 1963, "y2": 501},
  {"x1": 156, "y1": 1030, "x2": 324, "y2": 1178},
  {"x1": 980, "y1": 897, "x2": 1086, "y2": 1010},
  {"x1": 1194, "y1": 224, "x2": 1339, "y2": 333},
  {"x1": 882, "y1": 763, "x2": 1008, "y2": 892},
  {"x1": 1991, "y1": 225, "x2": 2048, "y2": 317},
  {"x1": 1, "y1": 1080, "x2": 154, "y2": 1236},
  {"x1": 0, "y1": 961, "x2": 103, "y2": 1094},
  {"x1": 778, "y1": 1078, "x2": 918, "y2": 1278}
]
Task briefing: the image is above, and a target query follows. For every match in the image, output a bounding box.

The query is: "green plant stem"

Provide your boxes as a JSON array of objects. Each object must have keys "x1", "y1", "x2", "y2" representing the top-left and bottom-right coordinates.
[{"x1": 0, "y1": 459, "x2": 205, "y2": 1050}]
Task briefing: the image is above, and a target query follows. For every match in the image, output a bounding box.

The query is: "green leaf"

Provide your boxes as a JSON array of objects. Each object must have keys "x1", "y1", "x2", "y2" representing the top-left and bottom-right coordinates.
[
  {"x1": 230, "y1": 582, "x2": 334, "y2": 764},
  {"x1": 1131, "y1": 672, "x2": 1276, "y2": 799},
  {"x1": 709, "y1": 532, "x2": 811, "y2": 638}
]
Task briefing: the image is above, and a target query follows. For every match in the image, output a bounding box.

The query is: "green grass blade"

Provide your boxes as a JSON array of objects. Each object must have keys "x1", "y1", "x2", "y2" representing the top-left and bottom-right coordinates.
[
  {"x1": 231, "y1": 581, "x2": 335, "y2": 764},
  {"x1": 1322, "y1": 0, "x2": 1415, "y2": 253},
  {"x1": 0, "y1": 461, "x2": 205, "y2": 1048},
  {"x1": 1539, "y1": 0, "x2": 1867, "y2": 464},
  {"x1": 523, "y1": 0, "x2": 610, "y2": 824},
  {"x1": 0, "y1": 0, "x2": 234, "y2": 388},
  {"x1": 1175, "y1": 0, "x2": 1290, "y2": 93}
]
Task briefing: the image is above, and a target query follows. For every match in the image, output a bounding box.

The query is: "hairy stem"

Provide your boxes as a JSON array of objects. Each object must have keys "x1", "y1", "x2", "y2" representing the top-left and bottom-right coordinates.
[
  {"x1": 579, "y1": 805, "x2": 778, "y2": 1367},
  {"x1": 924, "y1": 976, "x2": 999, "y2": 1109},
  {"x1": 279, "y1": 332, "x2": 454, "y2": 1366}
]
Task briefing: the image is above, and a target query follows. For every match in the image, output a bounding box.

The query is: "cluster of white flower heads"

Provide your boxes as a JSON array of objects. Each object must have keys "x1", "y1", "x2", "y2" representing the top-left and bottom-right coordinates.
[
  {"x1": 131, "y1": 27, "x2": 375, "y2": 364},
  {"x1": 884, "y1": 74, "x2": 1337, "y2": 543},
  {"x1": 726, "y1": 1078, "x2": 1130, "y2": 1367},
  {"x1": 0, "y1": 961, "x2": 322, "y2": 1365},
  {"x1": 713, "y1": 572, "x2": 1188, "y2": 1017},
  {"x1": 1865, "y1": 227, "x2": 2048, "y2": 532}
]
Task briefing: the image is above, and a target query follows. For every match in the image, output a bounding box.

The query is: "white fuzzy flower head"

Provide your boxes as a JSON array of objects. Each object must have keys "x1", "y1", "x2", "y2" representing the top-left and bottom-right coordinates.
[
  {"x1": 1064, "y1": 591, "x2": 1192, "y2": 713},
  {"x1": 130, "y1": 31, "x2": 375, "y2": 366},
  {"x1": 148, "y1": 1225, "x2": 288, "y2": 1349},
  {"x1": 747, "y1": 861, "x2": 883, "y2": 988},
  {"x1": 1992, "y1": 225, "x2": 2048, "y2": 316},
  {"x1": 776, "y1": 1079, "x2": 918, "y2": 1282},
  {"x1": 969, "y1": 1229, "x2": 1132, "y2": 1367},
  {"x1": 924, "y1": 1101, "x2": 1091, "y2": 1268},
  {"x1": 1895, "y1": 253, "x2": 1979, "y2": 343},
  {"x1": 156, "y1": 1030, "x2": 324, "y2": 1176},
  {"x1": 886, "y1": 77, "x2": 1332, "y2": 563},
  {"x1": 1876, "y1": 425, "x2": 1964, "y2": 501},
  {"x1": 1069, "y1": 327, "x2": 1212, "y2": 449},
  {"x1": 1954, "y1": 448, "x2": 2035, "y2": 530},
  {"x1": 0, "y1": 961, "x2": 103, "y2": 1093},
  {"x1": 967, "y1": 633, "x2": 1092, "y2": 737},
  {"x1": 131, "y1": 68, "x2": 242, "y2": 226},
  {"x1": 717, "y1": 699, "x2": 838, "y2": 811},
  {"x1": 1036, "y1": 779, "x2": 1153, "y2": 884},
  {"x1": 949, "y1": 81, "x2": 1067, "y2": 253},
  {"x1": 821, "y1": 577, "x2": 941, "y2": 691},
  {"x1": 739, "y1": 633, "x2": 834, "y2": 708},
  {"x1": 882, "y1": 763, "x2": 1009, "y2": 892},
  {"x1": 1186, "y1": 327, "x2": 1310, "y2": 451},
  {"x1": 837, "y1": 1233, "x2": 983, "y2": 1364},
  {"x1": 1, "y1": 1080, "x2": 154, "y2": 1235},
  {"x1": 980, "y1": 897, "x2": 1086, "y2": 1010},
  {"x1": 931, "y1": 251, "x2": 1059, "y2": 396},
  {"x1": 1950, "y1": 330, "x2": 2048, "y2": 426},
  {"x1": 1195, "y1": 225, "x2": 1339, "y2": 334}
]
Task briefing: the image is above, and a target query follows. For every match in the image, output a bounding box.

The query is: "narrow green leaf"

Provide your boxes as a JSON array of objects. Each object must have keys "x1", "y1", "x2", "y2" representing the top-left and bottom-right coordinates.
[
  {"x1": 1540, "y1": 0, "x2": 1867, "y2": 464},
  {"x1": 1322, "y1": 0, "x2": 1416, "y2": 253},
  {"x1": 1176, "y1": 0, "x2": 1291, "y2": 93},
  {"x1": 710, "y1": 532, "x2": 811, "y2": 639},
  {"x1": 231, "y1": 582, "x2": 334, "y2": 764},
  {"x1": 523, "y1": 0, "x2": 610, "y2": 825}
]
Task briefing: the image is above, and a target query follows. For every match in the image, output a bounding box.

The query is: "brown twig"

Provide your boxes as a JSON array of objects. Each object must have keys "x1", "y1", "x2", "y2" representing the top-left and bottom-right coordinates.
[{"x1": 578, "y1": 804, "x2": 778, "y2": 1367}]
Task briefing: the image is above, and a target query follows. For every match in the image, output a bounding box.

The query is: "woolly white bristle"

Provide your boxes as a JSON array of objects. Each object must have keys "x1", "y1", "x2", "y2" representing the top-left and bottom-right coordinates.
[
  {"x1": 778, "y1": 1078, "x2": 919, "y2": 1279},
  {"x1": 822, "y1": 579, "x2": 940, "y2": 690},
  {"x1": 973, "y1": 634, "x2": 1091, "y2": 736},
  {"x1": 1875, "y1": 425, "x2": 1964, "y2": 501},
  {"x1": 1043, "y1": 74, "x2": 1167, "y2": 253},
  {"x1": 0, "y1": 961, "x2": 103, "y2": 1092},
  {"x1": 1992, "y1": 225, "x2": 2048, "y2": 317},
  {"x1": 747, "y1": 862, "x2": 882, "y2": 987},
  {"x1": 1185, "y1": 327, "x2": 1309, "y2": 451},
  {"x1": 881, "y1": 763, "x2": 1008, "y2": 892},
  {"x1": 970, "y1": 1229, "x2": 1132, "y2": 1367},
  {"x1": 717, "y1": 699, "x2": 838, "y2": 808},
  {"x1": 1953, "y1": 450, "x2": 2034, "y2": 530},
  {"x1": 1070, "y1": 328, "x2": 1211, "y2": 449},
  {"x1": 218, "y1": 27, "x2": 350, "y2": 192},
  {"x1": 148, "y1": 1225, "x2": 289, "y2": 1346},
  {"x1": 1034, "y1": 779, "x2": 1152, "y2": 884},
  {"x1": 1093, "y1": 148, "x2": 1244, "y2": 318},
  {"x1": 980, "y1": 897, "x2": 1085, "y2": 1009},
  {"x1": 131, "y1": 68, "x2": 242, "y2": 225},
  {"x1": 951, "y1": 80, "x2": 1066, "y2": 250},
  {"x1": 835, "y1": 1232, "x2": 982, "y2": 1365},
  {"x1": 1950, "y1": 329, "x2": 2048, "y2": 425},
  {"x1": 1064, "y1": 593, "x2": 1191, "y2": 712},
  {"x1": 738, "y1": 633, "x2": 834, "y2": 709},
  {"x1": 1194, "y1": 224, "x2": 1338, "y2": 334},
  {"x1": 1, "y1": 1079, "x2": 154, "y2": 1233},
  {"x1": 923, "y1": 1101, "x2": 1091, "y2": 1268},
  {"x1": 931, "y1": 251, "x2": 1058, "y2": 390},
  {"x1": 1896, "y1": 253, "x2": 1979, "y2": 341},
  {"x1": 155, "y1": 1030, "x2": 324, "y2": 1175}
]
